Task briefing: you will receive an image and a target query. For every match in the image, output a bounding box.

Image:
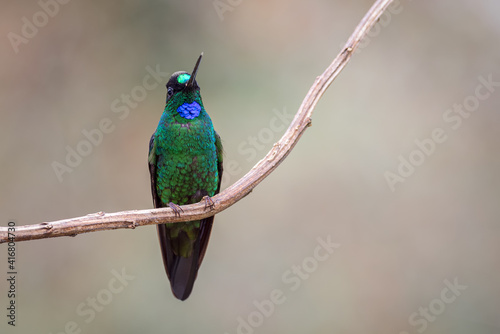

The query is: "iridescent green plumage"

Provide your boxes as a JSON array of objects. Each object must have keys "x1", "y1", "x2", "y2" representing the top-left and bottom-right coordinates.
[{"x1": 148, "y1": 54, "x2": 223, "y2": 300}]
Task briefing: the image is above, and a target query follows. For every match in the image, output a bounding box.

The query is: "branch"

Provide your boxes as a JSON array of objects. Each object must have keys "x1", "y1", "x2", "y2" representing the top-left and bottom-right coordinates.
[{"x1": 0, "y1": 0, "x2": 395, "y2": 244}]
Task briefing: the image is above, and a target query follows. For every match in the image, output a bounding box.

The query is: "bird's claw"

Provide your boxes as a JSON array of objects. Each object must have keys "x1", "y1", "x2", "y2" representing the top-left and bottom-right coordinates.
[
  {"x1": 203, "y1": 196, "x2": 215, "y2": 211},
  {"x1": 168, "y1": 202, "x2": 183, "y2": 217}
]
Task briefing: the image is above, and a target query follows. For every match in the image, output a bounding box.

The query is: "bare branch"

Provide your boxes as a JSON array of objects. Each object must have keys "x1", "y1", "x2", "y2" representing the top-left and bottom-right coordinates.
[{"x1": 0, "y1": 0, "x2": 395, "y2": 244}]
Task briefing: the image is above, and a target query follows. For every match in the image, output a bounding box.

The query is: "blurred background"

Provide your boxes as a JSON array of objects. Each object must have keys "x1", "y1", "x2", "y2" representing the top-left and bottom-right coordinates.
[{"x1": 1, "y1": 0, "x2": 500, "y2": 333}]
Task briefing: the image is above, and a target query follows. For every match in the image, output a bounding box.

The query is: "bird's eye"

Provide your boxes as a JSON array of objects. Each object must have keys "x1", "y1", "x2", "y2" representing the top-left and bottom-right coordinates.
[{"x1": 167, "y1": 87, "x2": 174, "y2": 97}]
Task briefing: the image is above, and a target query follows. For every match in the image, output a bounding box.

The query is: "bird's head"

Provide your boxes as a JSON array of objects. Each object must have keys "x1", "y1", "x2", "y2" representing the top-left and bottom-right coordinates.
[
  {"x1": 164, "y1": 53, "x2": 204, "y2": 120},
  {"x1": 165, "y1": 53, "x2": 202, "y2": 101}
]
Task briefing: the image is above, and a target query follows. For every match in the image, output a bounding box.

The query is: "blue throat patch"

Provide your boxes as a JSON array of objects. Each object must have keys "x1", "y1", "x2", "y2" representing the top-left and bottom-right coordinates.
[{"x1": 177, "y1": 101, "x2": 201, "y2": 119}]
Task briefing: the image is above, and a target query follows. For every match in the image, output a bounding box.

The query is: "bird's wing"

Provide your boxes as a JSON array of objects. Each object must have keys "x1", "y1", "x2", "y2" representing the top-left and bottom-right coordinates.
[
  {"x1": 214, "y1": 131, "x2": 224, "y2": 193},
  {"x1": 148, "y1": 132, "x2": 163, "y2": 209}
]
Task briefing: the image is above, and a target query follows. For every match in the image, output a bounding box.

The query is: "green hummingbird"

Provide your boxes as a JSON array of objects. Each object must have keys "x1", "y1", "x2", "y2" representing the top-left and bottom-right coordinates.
[{"x1": 148, "y1": 54, "x2": 223, "y2": 300}]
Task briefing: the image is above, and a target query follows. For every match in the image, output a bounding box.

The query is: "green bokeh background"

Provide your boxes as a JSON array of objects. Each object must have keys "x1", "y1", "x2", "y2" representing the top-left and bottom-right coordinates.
[{"x1": 1, "y1": 0, "x2": 500, "y2": 333}]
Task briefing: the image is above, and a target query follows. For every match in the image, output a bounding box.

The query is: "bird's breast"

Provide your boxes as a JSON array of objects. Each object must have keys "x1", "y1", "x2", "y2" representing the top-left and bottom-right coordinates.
[{"x1": 155, "y1": 120, "x2": 219, "y2": 205}]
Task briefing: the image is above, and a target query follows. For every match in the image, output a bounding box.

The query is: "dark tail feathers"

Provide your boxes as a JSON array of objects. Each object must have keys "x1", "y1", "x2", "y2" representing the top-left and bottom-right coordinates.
[{"x1": 157, "y1": 217, "x2": 213, "y2": 301}]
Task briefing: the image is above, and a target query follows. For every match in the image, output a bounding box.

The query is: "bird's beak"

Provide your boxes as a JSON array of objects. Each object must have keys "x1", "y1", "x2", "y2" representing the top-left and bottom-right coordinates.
[{"x1": 185, "y1": 53, "x2": 203, "y2": 90}]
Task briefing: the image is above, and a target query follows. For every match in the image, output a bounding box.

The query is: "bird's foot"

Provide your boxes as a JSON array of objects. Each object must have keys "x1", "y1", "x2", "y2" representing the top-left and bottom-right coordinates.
[
  {"x1": 168, "y1": 202, "x2": 183, "y2": 217},
  {"x1": 202, "y1": 196, "x2": 215, "y2": 211}
]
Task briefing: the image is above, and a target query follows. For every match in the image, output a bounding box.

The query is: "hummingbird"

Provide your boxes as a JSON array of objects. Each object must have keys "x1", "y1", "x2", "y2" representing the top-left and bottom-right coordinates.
[{"x1": 148, "y1": 53, "x2": 223, "y2": 300}]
